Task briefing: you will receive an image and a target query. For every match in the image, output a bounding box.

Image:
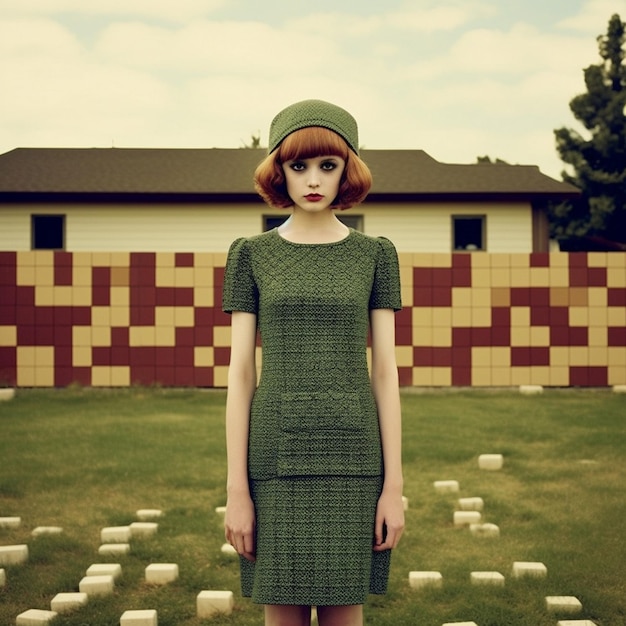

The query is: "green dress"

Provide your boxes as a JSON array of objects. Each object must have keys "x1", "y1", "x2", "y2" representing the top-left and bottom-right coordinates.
[{"x1": 222, "y1": 228, "x2": 402, "y2": 606}]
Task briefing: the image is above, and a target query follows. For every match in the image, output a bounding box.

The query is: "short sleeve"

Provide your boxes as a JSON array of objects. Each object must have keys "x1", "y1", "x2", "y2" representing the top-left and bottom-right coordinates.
[
  {"x1": 222, "y1": 237, "x2": 258, "y2": 314},
  {"x1": 369, "y1": 237, "x2": 402, "y2": 311}
]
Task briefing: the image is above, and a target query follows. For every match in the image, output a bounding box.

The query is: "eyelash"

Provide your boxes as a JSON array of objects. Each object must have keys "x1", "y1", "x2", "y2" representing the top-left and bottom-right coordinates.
[{"x1": 289, "y1": 161, "x2": 337, "y2": 172}]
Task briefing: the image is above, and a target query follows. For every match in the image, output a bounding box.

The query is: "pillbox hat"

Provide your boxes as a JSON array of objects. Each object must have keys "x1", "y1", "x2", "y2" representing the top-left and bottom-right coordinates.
[{"x1": 268, "y1": 99, "x2": 359, "y2": 155}]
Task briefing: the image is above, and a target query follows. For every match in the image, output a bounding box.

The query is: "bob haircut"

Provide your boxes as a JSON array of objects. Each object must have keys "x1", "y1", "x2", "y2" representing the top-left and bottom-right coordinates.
[{"x1": 254, "y1": 126, "x2": 372, "y2": 210}]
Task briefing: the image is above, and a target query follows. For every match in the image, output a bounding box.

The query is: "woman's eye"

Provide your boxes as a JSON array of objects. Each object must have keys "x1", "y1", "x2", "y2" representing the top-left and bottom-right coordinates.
[
  {"x1": 320, "y1": 161, "x2": 337, "y2": 171},
  {"x1": 289, "y1": 162, "x2": 305, "y2": 171}
]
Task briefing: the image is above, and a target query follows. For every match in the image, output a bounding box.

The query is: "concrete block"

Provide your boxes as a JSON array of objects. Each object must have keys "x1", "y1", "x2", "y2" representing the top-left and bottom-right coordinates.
[
  {"x1": 469, "y1": 523, "x2": 500, "y2": 538},
  {"x1": 0, "y1": 568, "x2": 5, "y2": 587},
  {"x1": 98, "y1": 543, "x2": 130, "y2": 556},
  {"x1": 221, "y1": 543, "x2": 237, "y2": 556},
  {"x1": 0, "y1": 388, "x2": 15, "y2": 401},
  {"x1": 86, "y1": 563, "x2": 122, "y2": 580},
  {"x1": 215, "y1": 506, "x2": 227, "y2": 517},
  {"x1": 0, "y1": 544, "x2": 28, "y2": 565},
  {"x1": 0, "y1": 516, "x2": 21, "y2": 529},
  {"x1": 101, "y1": 526, "x2": 131, "y2": 543},
  {"x1": 136, "y1": 509, "x2": 163, "y2": 521},
  {"x1": 520, "y1": 385, "x2": 543, "y2": 394},
  {"x1": 454, "y1": 511, "x2": 481, "y2": 526},
  {"x1": 408, "y1": 571, "x2": 443, "y2": 589},
  {"x1": 15, "y1": 609, "x2": 57, "y2": 625},
  {"x1": 470, "y1": 571, "x2": 505, "y2": 586},
  {"x1": 145, "y1": 563, "x2": 179, "y2": 585},
  {"x1": 402, "y1": 495, "x2": 409, "y2": 510},
  {"x1": 32, "y1": 527, "x2": 63, "y2": 537},
  {"x1": 197, "y1": 590, "x2": 234, "y2": 618},
  {"x1": 79, "y1": 574, "x2": 115, "y2": 596},
  {"x1": 130, "y1": 522, "x2": 158, "y2": 538},
  {"x1": 50, "y1": 592, "x2": 89, "y2": 613},
  {"x1": 557, "y1": 621, "x2": 597, "y2": 626},
  {"x1": 120, "y1": 609, "x2": 158, "y2": 626},
  {"x1": 478, "y1": 454, "x2": 503, "y2": 470},
  {"x1": 511, "y1": 561, "x2": 547, "y2": 578},
  {"x1": 433, "y1": 480, "x2": 459, "y2": 493},
  {"x1": 458, "y1": 497, "x2": 484, "y2": 511},
  {"x1": 442, "y1": 623, "x2": 478, "y2": 626},
  {"x1": 546, "y1": 596, "x2": 583, "y2": 614},
  {"x1": 613, "y1": 385, "x2": 626, "y2": 394}
]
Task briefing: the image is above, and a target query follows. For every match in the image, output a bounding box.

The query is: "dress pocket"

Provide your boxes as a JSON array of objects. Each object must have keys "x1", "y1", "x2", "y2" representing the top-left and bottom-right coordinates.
[{"x1": 277, "y1": 391, "x2": 381, "y2": 477}]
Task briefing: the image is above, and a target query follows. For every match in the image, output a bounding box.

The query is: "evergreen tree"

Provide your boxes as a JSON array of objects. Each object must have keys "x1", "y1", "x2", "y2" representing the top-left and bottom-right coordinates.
[{"x1": 551, "y1": 13, "x2": 626, "y2": 248}]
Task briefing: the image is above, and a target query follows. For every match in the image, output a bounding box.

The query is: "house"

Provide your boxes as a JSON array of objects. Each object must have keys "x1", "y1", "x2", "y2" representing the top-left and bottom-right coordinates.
[
  {"x1": 0, "y1": 147, "x2": 580, "y2": 253},
  {"x1": 2, "y1": 147, "x2": 623, "y2": 390}
]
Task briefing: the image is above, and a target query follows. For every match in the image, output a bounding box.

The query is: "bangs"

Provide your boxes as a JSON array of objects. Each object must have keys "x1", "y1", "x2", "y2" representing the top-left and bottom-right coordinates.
[{"x1": 277, "y1": 127, "x2": 350, "y2": 162}]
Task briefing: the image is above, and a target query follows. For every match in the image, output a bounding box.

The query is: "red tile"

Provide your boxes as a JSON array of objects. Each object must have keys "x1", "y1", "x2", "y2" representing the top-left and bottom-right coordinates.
[
  {"x1": 568, "y1": 267, "x2": 588, "y2": 287},
  {"x1": 194, "y1": 367, "x2": 214, "y2": 387},
  {"x1": 587, "y1": 267, "x2": 607, "y2": 287},
  {"x1": 54, "y1": 251, "x2": 73, "y2": 267},
  {"x1": 92, "y1": 267, "x2": 111, "y2": 288},
  {"x1": 155, "y1": 347, "x2": 176, "y2": 366},
  {"x1": 587, "y1": 367, "x2": 608, "y2": 386},
  {"x1": 110, "y1": 346, "x2": 130, "y2": 365},
  {"x1": 195, "y1": 307, "x2": 214, "y2": 327},
  {"x1": 451, "y1": 267, "x2": 472, "y2": 287},
  {"x1": 432, "y1": 287, "x2": 452, "y2": 307},
  {"x1": 452, "y1": 327, "x2": 472, "y2": 347},
  {"x1": 413, "y1": 347, "x2": 432, "y2": 366},
  {"x1": 130, "y1": 347, "x2": 156, "y2": 367},
  {"x1": 395, "y1": 324, "x2": 412, "y2": 346},
  {"x1": 54, "y1": 327, "x2": 73, "y2": 347},
  {"x1": 0, "y1": 347, "x2": 17, "y2": 371},
  {"x1": 452, "y1": 366, "x2": 472, "y2": 386},
  {"x1": 71, "y1": 367, "x2": 92, "y2": 386},
  {"x1": 16, "y1": 286, "x2": 35, "y2": 306},
  {"x1": 432, "y1": 268, "x2": 453, "y2": 287},
  {"x1": 175, "y1": 253, "x2": 194, "y2": 267},
  {"x1": 174, "y1": 367, "x2": 195, "y2": 386},
  {"x1": 491, "y1": 307, "x2": 511, "y2": 328},
  {"x1": 511, "y1": 347, "x2": 549, "y2": 366},
  {"x1": 569, "y1": 366, "x2": 588, "y2": 386},
  {"x1": 213, "y1": 266, "x2": 225, "y2": 287},
  {"x1": 174, "y1": 287, "x2": 194, "y2": 306},
  {"x1": 131, "y1": 252, "x2": 156, "y2": 268},
  {"x1": 176, "y1": 327, "x2": 195, "y2": 347},
  {"x1": 155, "y1": 367, "x2": 176, "y2": 386},
  {"x1": 608, "y1": 327, "x2": 626, "y2": 346},
  {"x1": 175, "y1": 345, "x2": 195, "y2": 366},
  {"x1": 413, "y1": 287, "x2": 433, "y2": 306},
  {"x1": 72, "y1": 307, "x2": 92, "y2": 325},
  {"x1": 451, "y1": 347, "x2": 472, "y2": 367},
  {"x1": 92, "y1": 347, "x2": 111, "y2": 366},
  {"x1": 156, "y1": 287, "x2": 176, "y2": 306},
  {"x1": 568, "y1": 253, "x2": 588, "y2": 267},
  {"x1": 397, "y1": 367, "x2": 412, "y2": 386},
  {"x1": 608, "y1": 288, "x2": 626, "y2": 306},
  {"x1": 530, "y1": 252, "x2": 550, "y2": 267},
  {"x1": 510, "y1": 288, "x2": 531, "y2": 306},
  {"x1": 213, "y1": 307, "x2": 231, "y2": 326},
  {"x1": 92, "y1": 285, "x2": 110, "y2": 307},
  {"x1": 54, "y1": 264, "x2": 73, "y2": 287},
  {"x1": 395, "y1": 307, "x2": 412, "y2": 327},
  {"x1": 530, "y1": 307, "x2": 550, "y2": 326},
  {"x1": 0, "y1": 252, "x2": 17, "y2": 285},
  {"x1": 111, "y1": 326, "x2": 130, "y2": 345},
  {"x1": 214, "y1": 347, "x2": 231, "y2": 366},
  {"x1": 529, "y1": 287, "x2": 550, "y2": 306},
  {"x1": 432, "y1": 347, "x2": 453, "y2": 367},
  {"x1": 413, "y1": 268, "x2": 433, "y2": 287},
  {"x1": 490, "y1": 326, "x2": 510, "y2": 346},
  {"x1": 131, "y1": 365, "x2": 156, "y2": 385},
  {"x1": 550, "y1": 326, "x2": 570, "y2": 346},
  {"x1": 549, "y1": 307, "x2": 569, "y2": 326},
  {"x1": 34, "y1": 326, "x2": 55, "y2": 345},
  {"x1": 569, "y1": 327, "x2": 589, "y2": 346},
  {"x1": 55, "y1": 367, "x2": 76, "y2": 387},
  {"x1": 16, "y1": 306, "x2": 35, "y2": 325},
  {"x1": 195, "y1": 326, "x2": 213, "y2": 346},
  {"x1": 54, "y1": 306, "x2": 74, "y2": 326},
  {"x1": 471, "y1": 327, "x2": 491, "y2": 346},
  {"x1": 452, "y1": 253, "x2": 472, "y2": 268}
]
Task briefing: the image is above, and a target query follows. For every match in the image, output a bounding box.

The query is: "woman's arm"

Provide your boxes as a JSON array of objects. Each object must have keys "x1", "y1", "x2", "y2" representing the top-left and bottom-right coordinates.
[
  {"x1": 224, "y1": 311, "x2": 258, "y2": 561},
  {"x1": 370, "y1": 307, "x2": 405, "y2": 551}
]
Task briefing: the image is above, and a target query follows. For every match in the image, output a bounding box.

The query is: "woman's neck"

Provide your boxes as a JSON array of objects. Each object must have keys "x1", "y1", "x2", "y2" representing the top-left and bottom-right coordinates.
[{"x1": 277, "y1": 211, "x2": 349, "y2": 244}]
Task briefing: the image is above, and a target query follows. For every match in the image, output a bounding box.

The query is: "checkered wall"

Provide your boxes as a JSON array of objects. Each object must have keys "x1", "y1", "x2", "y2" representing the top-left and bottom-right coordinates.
[{"x1": 0, "y1": 250, "x2": 625, "y2": 388}]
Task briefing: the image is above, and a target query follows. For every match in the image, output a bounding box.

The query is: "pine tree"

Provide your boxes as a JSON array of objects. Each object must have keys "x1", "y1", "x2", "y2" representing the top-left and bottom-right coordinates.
[{"x1": 551, "y1": 14, "x2": 626, "y2": 249}]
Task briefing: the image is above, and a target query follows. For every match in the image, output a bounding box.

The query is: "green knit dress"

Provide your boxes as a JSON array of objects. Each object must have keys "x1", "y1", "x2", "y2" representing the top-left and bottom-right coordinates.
[{"x1": 222, "y1": 228, "x2": 402, "y2": 606}]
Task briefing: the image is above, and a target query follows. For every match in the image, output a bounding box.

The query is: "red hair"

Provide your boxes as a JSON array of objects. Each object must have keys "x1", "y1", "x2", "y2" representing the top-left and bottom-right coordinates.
[{"x1": 254, "y1": 127, "x2": 372, "y2": 210}]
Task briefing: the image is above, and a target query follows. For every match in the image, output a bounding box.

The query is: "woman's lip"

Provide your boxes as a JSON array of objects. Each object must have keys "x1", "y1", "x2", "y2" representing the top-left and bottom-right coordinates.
[{"x1": 305, "y1": 194, "x2": 323, "y2": 201}]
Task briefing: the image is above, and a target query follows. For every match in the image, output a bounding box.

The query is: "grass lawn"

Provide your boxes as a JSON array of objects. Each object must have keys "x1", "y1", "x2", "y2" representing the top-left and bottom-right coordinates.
[{"x1": 0, "y1": 387, "x2": 624, "y2": 625}]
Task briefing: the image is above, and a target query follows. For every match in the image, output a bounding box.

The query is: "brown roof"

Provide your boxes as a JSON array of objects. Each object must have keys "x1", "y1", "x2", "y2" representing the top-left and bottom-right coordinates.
[{"x1": 0, "y1": 147, "x2": 580, "y2": 200}]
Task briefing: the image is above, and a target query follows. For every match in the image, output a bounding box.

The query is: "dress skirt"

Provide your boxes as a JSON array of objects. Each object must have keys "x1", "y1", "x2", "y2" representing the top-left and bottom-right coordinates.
[{"x1": 240, "y1": 475, "x2": 391, "y2": 606}]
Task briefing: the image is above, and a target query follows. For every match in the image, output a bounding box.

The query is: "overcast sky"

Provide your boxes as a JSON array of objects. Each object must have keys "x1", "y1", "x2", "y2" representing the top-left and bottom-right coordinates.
[{"x1": 1, "y1": 0, "x2": 624, "y2": 179}]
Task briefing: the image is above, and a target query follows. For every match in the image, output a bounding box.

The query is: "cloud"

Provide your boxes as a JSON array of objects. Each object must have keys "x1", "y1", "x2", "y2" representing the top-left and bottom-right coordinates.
[{"x1": 558, "y1": 0, "x2": 626, "y2": 33}]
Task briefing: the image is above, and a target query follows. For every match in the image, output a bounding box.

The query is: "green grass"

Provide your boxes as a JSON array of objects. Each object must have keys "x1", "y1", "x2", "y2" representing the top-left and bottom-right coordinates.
[{"x1": 0, "y1": 387, "x2": 625, "y2": 625}]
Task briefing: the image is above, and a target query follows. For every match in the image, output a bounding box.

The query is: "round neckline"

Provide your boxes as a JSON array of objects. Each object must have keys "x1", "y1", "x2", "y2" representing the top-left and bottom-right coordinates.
[{"x1": 273, "y1": 227, "x2": 353, "y2": 247}]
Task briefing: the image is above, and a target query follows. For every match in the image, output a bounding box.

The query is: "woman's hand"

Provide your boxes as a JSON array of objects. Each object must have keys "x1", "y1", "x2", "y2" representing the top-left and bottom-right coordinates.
[
  {"x1": 373, "y1": 489, "x2": 405, "y2": 551},
  {"x1": 224, "y1": 490, "x2": 256, "y2": 562}
]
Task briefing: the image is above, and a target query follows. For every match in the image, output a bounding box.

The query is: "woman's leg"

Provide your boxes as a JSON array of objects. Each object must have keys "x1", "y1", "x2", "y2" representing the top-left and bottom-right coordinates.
[
  {"x1": 265, "y1": 604, "x2": 312, "y2": 626},
  {"x1": 317, "y1": 604, "x2": 363, "y2": 626}
]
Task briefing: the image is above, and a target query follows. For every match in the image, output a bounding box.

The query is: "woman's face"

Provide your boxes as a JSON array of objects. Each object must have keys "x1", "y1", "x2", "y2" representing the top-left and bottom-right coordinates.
[{"x1": 282, "y1": 155, "x2": 346, "y2": 211}]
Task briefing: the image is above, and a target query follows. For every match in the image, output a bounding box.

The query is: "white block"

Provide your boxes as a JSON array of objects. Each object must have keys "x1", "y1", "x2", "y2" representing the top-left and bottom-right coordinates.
[
  {"x1": 221, "y1": 543, "x2": 237, "y2": 556},
  {"x1": 520, "y1": 385, "x2": 543, "y2": 394},
  {"x1": 101, "y1": 526, "x2": 131, "y2": 543},
  {"x1": 402, "y1": 495, "x2": 409, "y2": 510},
  {"x1": 98, "y1": 543, "x2": 130, "y2": 556},
  {"x1": 442, "y1": 623, "x2": 478, "y2": 626},
  {"x1": 0, "y1": 544, "x2": 28, "y2": 565},
  {"x1": 478, "y1": 454, "x2": 503, "y2": 470},
  {"x1": 0, "y1": 388, "x2": 15, "y2": 401},
  {"x1": 469, "y1": 523, "x2": 500, "y2": 538},
  {"x1": 215, "y1": 506, "x2": 227, "y2": 517},
  {"x1": 557, "y1": 621, "x2": 597, "y2": 626},
  {"x1": 32, "y1": 527, "x2": 63, "y2": 537},
  {"x1": 433, "y1": 480, "x2": 459, "y2": 493},
  {"x1": 458, "y1": 497, "x2": 484, "y2": 511},
  {"x1": 15, "y1": 609, "x2": 58, "y2": 625},
  {"x1": 136, "y1": 509, "x2": 163, "y2": 521},
  {"x1": 0, "y1": 516, "x2": 21, "y2": 529},
  {"x1": 87, "y1": 563, "x2": 122, "y2": 580},
  {"x1": 0, "y1": 568, "x2": 5, "y2": 587},
  {"x1": 546, "y1": 596, "x2": 583, "y2": 614},
  {"x1": 130, "y1": 522, "x2": 158, "y2": 538},
  {"x1": 613, "y1": 385, "x2": 626, "y2": 394},
  {"x1": 145, "y1": 563, "x2": 179, "y2": 584},
  {"x1": 120, "y1": 609, "x2": 158, "y2": 626},
  {"x1": 50, "y1": 592, "x2": 89, "y2": 613},
  {"x1": 197, "y1": 590, "x2": 234, "y2": 618},
  {"x1": 408, "y1": 571, "x2": 442, "y2": 589},
  {"x1": 79, "y1": 574, "x2": 115, "y2": 596},
  {"x1": 470, "y1": 571, "x2": 505, "y2": 586},
  {"x1": 454, "y1": 511, "x2": 481, "y2": 526},
  {"x1": 512, "y1": 561, "x2": 547, "y2": 578}
]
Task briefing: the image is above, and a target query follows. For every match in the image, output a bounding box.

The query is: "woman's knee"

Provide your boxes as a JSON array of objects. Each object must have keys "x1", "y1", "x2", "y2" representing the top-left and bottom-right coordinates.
[{"x1": 264, "y1": 604, "x2": 312, "y2": 626}]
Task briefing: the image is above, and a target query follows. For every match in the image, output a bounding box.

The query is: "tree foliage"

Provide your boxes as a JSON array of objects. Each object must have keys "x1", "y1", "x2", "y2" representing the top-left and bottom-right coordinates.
[{"x1": 551, "y1": 13, "x2": 626, "y2": 247}]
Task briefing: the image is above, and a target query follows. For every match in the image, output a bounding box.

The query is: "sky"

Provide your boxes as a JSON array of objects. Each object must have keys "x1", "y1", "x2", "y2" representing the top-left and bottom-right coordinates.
[{"x1": 1, "y1": 0, "x2": 625, "y2": 180}]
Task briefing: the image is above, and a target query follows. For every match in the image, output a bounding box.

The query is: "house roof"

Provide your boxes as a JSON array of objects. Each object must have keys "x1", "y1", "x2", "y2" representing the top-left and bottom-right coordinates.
[{"x1": 0, "y1": 147, "x2": 580, "y2": 201}]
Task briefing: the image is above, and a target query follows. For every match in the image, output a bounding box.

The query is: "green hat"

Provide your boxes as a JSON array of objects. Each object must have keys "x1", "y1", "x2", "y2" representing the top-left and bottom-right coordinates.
[{"x1": 268, "y1": 99, "x2": 359, "y2": 155}]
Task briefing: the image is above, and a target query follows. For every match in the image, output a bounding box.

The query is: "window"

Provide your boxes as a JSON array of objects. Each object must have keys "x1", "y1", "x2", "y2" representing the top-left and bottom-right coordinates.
[
  {"x1": 263, "y1": 214, "x2": 363, "y2": 232},
  {"x1": 32, "y1": 215, "x2": 65, "y2": 250},
  {"x1": 452, "y1": 215, "x2": 485, "y2": 251}
]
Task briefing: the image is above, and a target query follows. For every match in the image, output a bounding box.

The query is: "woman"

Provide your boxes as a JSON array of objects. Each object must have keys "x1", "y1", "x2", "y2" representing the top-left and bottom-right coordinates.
[{"x1": 222, "y1": 99, "x2": 404, "y2": 626}]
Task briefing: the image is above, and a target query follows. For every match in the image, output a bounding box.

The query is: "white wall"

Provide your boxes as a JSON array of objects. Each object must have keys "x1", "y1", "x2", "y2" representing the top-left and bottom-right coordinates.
[{"x1": 0, "y1": 200, "x2": 533, "y2": 253}]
